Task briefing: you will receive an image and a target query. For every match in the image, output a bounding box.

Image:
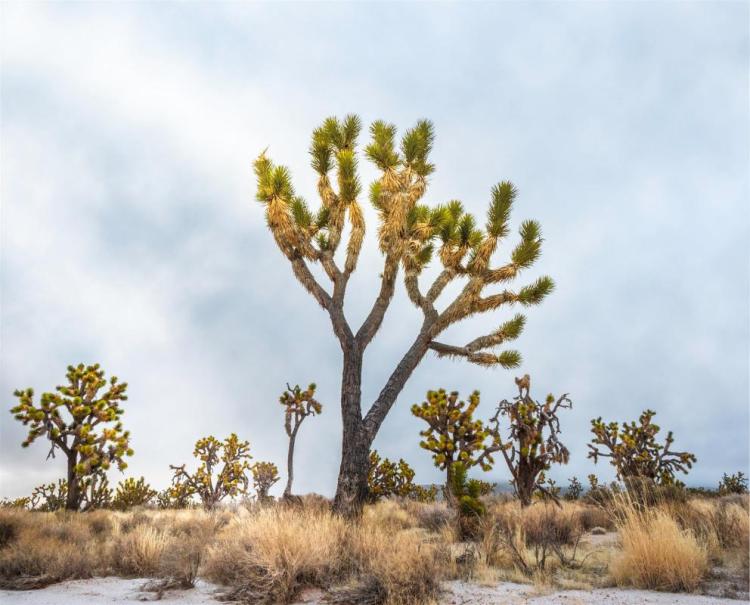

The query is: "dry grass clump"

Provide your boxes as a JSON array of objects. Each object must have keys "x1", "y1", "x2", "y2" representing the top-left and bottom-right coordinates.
[
  {"x1": 0, "y1": 512, "x2": 98, "y2": 588},
  {"x1": 407, "y1": 501, "x2": 454, "y2": 532},
  {"x1": 202, "y1": 506, "x2": 348, "y2": 603},
  {"x1": 112, "y1": 525, "x2": 169, "y2": 576},
  {"x1": 332, "y1": 517, "x2": 448, "y2": 605},
  {"x1": 158, "y1": 515, "x2": 218, "y2": 587},
  {"x1": 363, "y1": 500, "x2": 417, "y2": 531},
  {"x1": 611, "y1": 505, "x2": 707, "y2": 592}
]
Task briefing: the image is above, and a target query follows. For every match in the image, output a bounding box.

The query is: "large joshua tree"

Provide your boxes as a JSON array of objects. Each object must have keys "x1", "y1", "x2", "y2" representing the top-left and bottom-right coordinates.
[{"x1": 254, "y1": 115, "x2": 554, "y2": 516}]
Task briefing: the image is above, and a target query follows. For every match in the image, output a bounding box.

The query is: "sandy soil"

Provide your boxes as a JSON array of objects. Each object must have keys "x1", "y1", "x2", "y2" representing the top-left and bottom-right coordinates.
[
  {"x1": 442, "y1": 581, "x2": 746, "y2": 604},
  {"x1": 0, "y1": 578, "x2": 744, "y2": 604}
]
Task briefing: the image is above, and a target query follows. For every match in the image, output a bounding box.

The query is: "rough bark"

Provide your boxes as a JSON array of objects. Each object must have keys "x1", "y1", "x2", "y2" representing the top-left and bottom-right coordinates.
[
  {"x1": 284, "y1": 425, "x2": 299, "y2": 497},
  {"x1": 333, "y1": 330, "x2": 432, "y2": 517},
  {"x1": 65, "y1": 454, "x2": 80, "y2": 511}
]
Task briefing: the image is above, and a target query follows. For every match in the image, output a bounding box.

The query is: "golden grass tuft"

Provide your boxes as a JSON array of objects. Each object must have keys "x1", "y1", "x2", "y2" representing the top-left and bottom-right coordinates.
[
  {"x1": 202, "y1": 506, "x2": 348, "y2": 603},
  {"x1": 611, "y1": 505, "x2": 707, "y2": 591}
]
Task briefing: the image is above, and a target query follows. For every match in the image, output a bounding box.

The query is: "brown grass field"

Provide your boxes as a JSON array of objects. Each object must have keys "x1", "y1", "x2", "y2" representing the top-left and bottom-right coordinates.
[{"x1": 0, "y1": 494, "x2": 747, "y2": 604}]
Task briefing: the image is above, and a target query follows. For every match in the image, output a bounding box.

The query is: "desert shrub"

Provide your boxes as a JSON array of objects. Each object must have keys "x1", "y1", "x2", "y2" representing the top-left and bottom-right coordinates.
[{"x1": 611, "y1": 505, "x2": 707, "y2": 591}]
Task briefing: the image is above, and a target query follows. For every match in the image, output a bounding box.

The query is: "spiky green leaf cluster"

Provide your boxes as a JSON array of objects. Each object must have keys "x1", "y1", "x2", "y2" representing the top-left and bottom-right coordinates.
[{"x1": 411, "y1": 389, "x2": 501, "y2": 476}]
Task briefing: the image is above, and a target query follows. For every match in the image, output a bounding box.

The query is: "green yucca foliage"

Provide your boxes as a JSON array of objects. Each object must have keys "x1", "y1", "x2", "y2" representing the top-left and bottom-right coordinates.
[
  {"x1": 588, "y1": 409, "x2": 696, "y2": 487},
  {"x1": 170, "y1": 433, "x2": 252, "y2": 510},
  {"x1": 448, "y1": 461, "x2": 493, "y2": 539},
  {"x1": 10, "y1": 363, "x2": 133, "y2": 510},
  {"x1": 112, "y1": 477, "x2": 157, "y2": 511},
  {"x1": 252, "y1": 461, "x2": 280, "y2": 503}
]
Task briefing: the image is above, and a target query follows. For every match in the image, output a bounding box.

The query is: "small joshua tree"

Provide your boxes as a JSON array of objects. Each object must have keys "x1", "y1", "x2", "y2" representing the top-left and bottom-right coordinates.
[
  {"x1": 10, "y1": 363, "x2": 133, "y2": 510},
  {"x1": 80, "y1": 473, "x2": 112, "y2": 511},
  {"x1": 156, "y1": 483, "x2": 193, "y2": 509},
  {"x1": 588, "y1": 409, "x2": 696, "y2": 489},
  {"x1": 252, "y1": 461, "x2": 280, "y2": 503},
  {"x1": 30, "y1": 480, "x2": 68, "y2": 512},
  {"x1": 411, "y1": 389, "x2": 502, "y2": 501},
  {"x1": 279, "y1": 383, "x2": 322, "y2": 497},
  {"x1": 718, "y1": 471, "x2": 748, "y2": 495},
  {"x1": 367, "y1": 450, "x2": 419, "y2": 502},
  {"x1": 170, "y1": 434, "x2": 252, "y2": 510},
  {"x1": 491, "y1": 377, "x2": 572, "y2": 506},
  {"x1": 112, "y1": 477, "x2": 157, "y2": 510},
  {"x1": 565, "y1": 476, "x2": 583, "y2": 501},
  {"x1": 256, "y1": 116, "x2": 554, "y2": 516}
]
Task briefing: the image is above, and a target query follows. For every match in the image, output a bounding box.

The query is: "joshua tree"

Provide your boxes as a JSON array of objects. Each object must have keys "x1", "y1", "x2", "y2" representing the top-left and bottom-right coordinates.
[
  {"x1": 588, "y1": 409, "x2": 696, "y2": 488},
  {"x1": 10, "y1": 363, "x2": 133, "y2": 510},
  {"x1": 411, "y1": 388, "x2": 502, "y2": 500},
  {"x1": 252, "y1": 461, "x2": 280, "y2": 502},
  {"x1": 491, "y1": 377, "x2": 572, "y2": 506},
  {"x1": 112, "y1": 477, "x2": 157, "y2": 510},
  {"x1": 719, "y1": 471, "x2": 748, "y2": 495},
  {"x1": 254, "y1": 116, "x2": 554, "y2": 515},
  {"x1": 156, "y1": 483, "x2": 193, "y2": 509},
  {"x1": 565, "y1": 476, "x2": 583, "y2": 501},
  {"x1": 367, "y1": 450, "x2": 418, "y2": 502},
  {"x1": 80, "y1": 473, "x2": 112, "y2": 511},
  {"x1": 170, "y1": 433, "x2": 252, "y2": 510},
  {"x1": 279, "y1": 383, "x2": 322, "y2": 497}
]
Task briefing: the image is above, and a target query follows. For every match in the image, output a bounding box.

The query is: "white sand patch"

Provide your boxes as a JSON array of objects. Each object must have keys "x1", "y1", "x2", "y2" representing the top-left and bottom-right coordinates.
[
  {"x1": 0, "y1": 578, "x2": 225, "y2": 604},
  {"x1": 0, "y1": 578, "x2": 743, "y2": 604},
  {"x1": 442, "y1": 580, "x2": 744, "y2": 604}
]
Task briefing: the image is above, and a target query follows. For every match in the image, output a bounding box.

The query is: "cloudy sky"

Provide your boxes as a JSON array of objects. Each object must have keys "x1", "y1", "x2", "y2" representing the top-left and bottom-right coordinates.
[{"x1": 1, "y1": 1, "x2": 747, "y2": 499}]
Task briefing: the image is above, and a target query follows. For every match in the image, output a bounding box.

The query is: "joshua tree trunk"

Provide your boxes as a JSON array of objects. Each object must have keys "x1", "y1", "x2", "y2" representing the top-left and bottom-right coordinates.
[
  {"x1": 333, "y1": 333, "x2": 431, "y2": 517},
  {"x1": 515, "y1": 460, "x2": 536, "y2": 507},
  {"x1": 284, "y1": 425, "x2": 300, "y2": 497},
  {"x1": 65, "y1": 453, "x2": 80, "y2": 511}
]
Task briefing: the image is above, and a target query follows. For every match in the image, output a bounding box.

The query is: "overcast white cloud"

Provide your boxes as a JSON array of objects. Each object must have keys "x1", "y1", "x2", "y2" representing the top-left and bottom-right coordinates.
[{"x1": 1, "y1": 1, "x2": 747, "y2": 498}]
